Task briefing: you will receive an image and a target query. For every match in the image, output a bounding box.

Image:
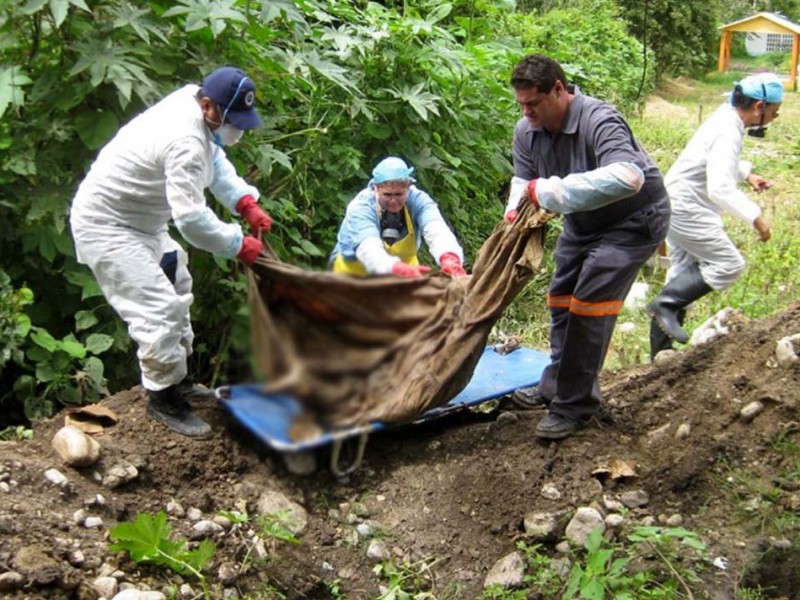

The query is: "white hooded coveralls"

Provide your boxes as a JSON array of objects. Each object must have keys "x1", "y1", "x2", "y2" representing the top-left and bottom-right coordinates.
[
  {"x1": 70, "y1": 84, "x2": 258, "y2": 390},
  {"x1": 663, "y1": 103, "x2": 761, "y2": 290}
]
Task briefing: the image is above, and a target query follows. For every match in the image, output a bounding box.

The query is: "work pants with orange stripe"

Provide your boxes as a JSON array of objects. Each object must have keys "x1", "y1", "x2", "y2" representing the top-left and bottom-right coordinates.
[{"x1": 538, "y1": 204, "x2": 669, "y2": 421}]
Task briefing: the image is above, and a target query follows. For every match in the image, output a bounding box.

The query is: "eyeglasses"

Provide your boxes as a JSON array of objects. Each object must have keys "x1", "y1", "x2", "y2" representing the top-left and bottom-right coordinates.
[{"x1": 377, "y1": 188, "x2": 408, "y2": 199}]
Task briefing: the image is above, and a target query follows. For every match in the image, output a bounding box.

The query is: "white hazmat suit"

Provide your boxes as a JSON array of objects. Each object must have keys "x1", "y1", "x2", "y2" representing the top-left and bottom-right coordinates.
[
  {"x1": 70, "y1": 84, "x2": 258, "y2": 391},
  {"x1": 663, "y1": 103, "x2": 761, "y2": 290}
]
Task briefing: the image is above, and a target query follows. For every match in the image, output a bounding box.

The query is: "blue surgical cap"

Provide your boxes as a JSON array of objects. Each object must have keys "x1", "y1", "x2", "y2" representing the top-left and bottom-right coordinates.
[
  {"x1": 734, "y1": 73, "x2": 784, "y2": 104},
  {"x1": 371, "y1": 157, "x2": 416, "y2": 185}
]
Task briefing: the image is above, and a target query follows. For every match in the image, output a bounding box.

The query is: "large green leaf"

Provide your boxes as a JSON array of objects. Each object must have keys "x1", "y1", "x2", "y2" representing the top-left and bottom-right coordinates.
[
  {"x1": 75, "y1": 110, "x2": 119, "y2": 150},
  {"x1": 30, "y1": 327, "x2": 57, "y2": 352},
  {"x1": 162, "y1": 0, "x2": 248, "y2": 36},
  {"x1": 58, "y1": 338, "x2": 87, "y2": 359},
  {"x1": 75, "y1": 310, "x2": 99, "y2": 331},
  {"x1": 47, "y1": 0, "x2": 91, "y2": 27},
  {"x1": 64, "y1": 270, "x2": 105, "y2": 301},
  {"x1": 0, "y1": 66, "x2": 32, "y2": 119},
  {"x1": 85, "y1": 333, "x2": 114, "y2": 355}
]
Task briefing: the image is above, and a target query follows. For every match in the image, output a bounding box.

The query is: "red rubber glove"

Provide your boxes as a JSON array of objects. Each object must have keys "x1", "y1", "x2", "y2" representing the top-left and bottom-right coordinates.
[
  {"x1": 237, "y1": 236, "x2": 263, "y2": 266},
  {"x1": 439, "y1": 252, "x2": 467, "y2": 277},
  {"x1": 504, "y1": 209, "x2": 518, "y2": 223},
  {"x1": 526, "y1": 179, "x2": 540, "y2": 210},
  {"x1": 235, "y1": 195, "x2": 272, "y2": 235},
  {"x1": 391, "y1": 262, "x2": 432, "y2": 278}
]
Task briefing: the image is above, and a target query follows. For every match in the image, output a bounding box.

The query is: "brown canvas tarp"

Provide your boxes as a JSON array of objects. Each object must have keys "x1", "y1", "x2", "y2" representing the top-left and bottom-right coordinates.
[{"x1": 246, "y1": 202, "x2": 551, "y2": 441}]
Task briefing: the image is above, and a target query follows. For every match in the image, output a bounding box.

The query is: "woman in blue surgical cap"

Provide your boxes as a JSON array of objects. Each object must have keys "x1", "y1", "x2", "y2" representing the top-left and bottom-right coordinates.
[
  {"x1": 647, "y1": 73, "x2": 784, "y2": 358},
  {"x1": 330, "y1": 156, "x2": 467, "y2": 278}
]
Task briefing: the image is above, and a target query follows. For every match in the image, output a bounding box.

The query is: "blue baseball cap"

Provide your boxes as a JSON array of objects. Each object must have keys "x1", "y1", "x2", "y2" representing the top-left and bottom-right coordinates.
[
  {"x1": 201, "y1": 67, "x2": 262, "y2": 130},
  {"x1": 735, "y1": 73, "x2": 784, "y2": 104},
  {"x1": 371, "y1": 157, "x2": 416, "y2": 185}
]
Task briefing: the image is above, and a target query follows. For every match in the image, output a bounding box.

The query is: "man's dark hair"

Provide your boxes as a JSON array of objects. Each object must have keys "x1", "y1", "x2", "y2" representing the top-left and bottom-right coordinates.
[
  {"x1": 730, "y1": 84, "x2": 760, "y2": 110},
  {"x1": 510, "y1": 54, "x2": 567, "y2": 93}
]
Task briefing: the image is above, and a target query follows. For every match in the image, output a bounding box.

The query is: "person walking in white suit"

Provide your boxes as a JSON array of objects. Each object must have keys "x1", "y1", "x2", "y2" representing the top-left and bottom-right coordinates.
[{"x1": 648, "y1": 73, "x2": 783, "y2": 358}]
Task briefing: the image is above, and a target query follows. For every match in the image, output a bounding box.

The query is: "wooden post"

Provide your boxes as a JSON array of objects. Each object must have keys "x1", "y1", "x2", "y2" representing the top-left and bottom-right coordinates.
[
  {"x1": 718, "y1": 30, "x2": 731, "y2": 73},
  {"x1": 791, "y1": 33, "x2": 799, "y2": 91}
]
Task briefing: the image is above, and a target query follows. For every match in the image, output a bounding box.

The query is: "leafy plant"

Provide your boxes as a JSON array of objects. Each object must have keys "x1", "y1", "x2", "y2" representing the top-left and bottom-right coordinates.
[
  {"x1": 0, "y1": 425, "x2": 34, "y2": 441},
  {"x1": 109, "y1": 511, "x2": 216, "y2": 599},
  {"x1": 562, "y1": 527, "x2": 637, "y2": 600},
  {"x1": 257, "y1": 510, "x2": 301, "y2": 545},
  {"x1": 373, "y1": 557, "x2": 443, "y2": 600}
]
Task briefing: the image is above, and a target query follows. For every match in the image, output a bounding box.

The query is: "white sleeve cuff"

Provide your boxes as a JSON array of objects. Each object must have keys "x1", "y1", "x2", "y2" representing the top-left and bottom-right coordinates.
[
  {"x1": 505, "y1": 176, "x2": 529, "y2": 217},
  {"x1": 355, "y1": 237, "x2": 399, "y2": 274}
]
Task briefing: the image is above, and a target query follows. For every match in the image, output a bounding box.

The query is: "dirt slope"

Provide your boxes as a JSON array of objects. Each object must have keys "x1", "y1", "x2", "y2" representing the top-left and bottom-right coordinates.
[{"x1": 2, "y1": 304, "x2": 800, "y2": 599}]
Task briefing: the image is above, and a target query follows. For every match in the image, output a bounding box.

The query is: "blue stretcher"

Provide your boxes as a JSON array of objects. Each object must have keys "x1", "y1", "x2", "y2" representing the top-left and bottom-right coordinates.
[{"x1": 217, "y1": 346, "x2": 549, "y2": 475}]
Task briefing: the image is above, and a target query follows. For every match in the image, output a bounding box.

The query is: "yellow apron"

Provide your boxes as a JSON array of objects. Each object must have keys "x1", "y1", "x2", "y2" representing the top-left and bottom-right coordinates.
[{"x1": 333, "y1": 207, "x2": 418, "y2": 276}]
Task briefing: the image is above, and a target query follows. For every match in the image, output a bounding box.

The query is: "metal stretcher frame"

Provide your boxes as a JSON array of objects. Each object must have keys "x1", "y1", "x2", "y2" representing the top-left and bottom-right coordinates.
[{"x1": 217, "y1": 346, "x2": 549, "y2": 475}]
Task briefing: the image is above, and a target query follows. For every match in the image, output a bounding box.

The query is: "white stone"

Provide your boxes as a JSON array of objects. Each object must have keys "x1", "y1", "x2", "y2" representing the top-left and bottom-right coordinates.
[
  {"x1": 166, "y1": 499, "x2": 185, "y2": 517},
  {"x1": 255, "y1": 490, "x2": 308, "y2": 535},
  {"x1": 602, "y1": 495, "x2": 624, "y2": 512},
  {"x1": 192, "y1": 520, "x2": 224, "y2": 538},
  {"x1": 112, "y1": 590, "x2": 167, "y2": 600},
  {"x1": 775, "y1": 334, "x2": 800, "y2": 368},
  {"x1": 620, "y1": 490, "x2": 650, "y2": 508},
  {"x1": 44, "y1": 468, "x2": 69, "y2": 487},
  {"x1": 675, "y1": 423, "x2": 691, "y2": 439},
  {"x1": 540, "y1": 484, "x2": 561, "y2": 500},
  {"x1": 690, "y1": 307, "x2": 741, "y2": 346},
  {"x1": 565, "y1": 507, "x2": 605, "y2": 546},
  {"x1": 366, "y1": 540, "x2": 391, "y2": 562},
  {"x1": 653, "y1": 349, "x2": 679, "y2": 368},
  {"x1": 84, "y1": 516, "x2": 104, "y2": 528},
  {"x1": 102, "y1": 462, "x2": 138, "y2": 488},
  {"x1": 740, "y1": 401, "x2": 764, "y2": 423},
  {"x1": 605, "y1": 514, "x2": 624, "y2": 528},
  {"x1": 483, "y1": 551, "x2": 525, "y2": 589},
  {"x1": 52, "y1": 426, "x2": 101, "y2": 467},
  {"x1": 92, "y1": 576, "x2": 119, "y2": 598},
  {"x1": 666, "y1": 514, "x2": 684, "y2": 526},
  {"x1": 523, "y1": 511, "x2": 559, "y2": 541}
]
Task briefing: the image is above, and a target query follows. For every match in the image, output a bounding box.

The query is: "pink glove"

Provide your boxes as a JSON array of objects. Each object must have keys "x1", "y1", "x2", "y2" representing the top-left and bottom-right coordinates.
[
  {"x1": 526, "y1": 179, "x2": 540, "y2": 210},
  {"x1": 391, "y1": 262, "x2": 432, "y2": 278},
  {"x1": 439, "y1": 252, "x2": 467, "y2": 277},
  {"x1": 237, "y1": 236, "x2": 264, "y2": 266},
  {"x1": 235, "y1": 195, "x2": 273, "y2": 235},
  {"x1": 504, "y1": 209, "x2": 518, "y2": 223}
]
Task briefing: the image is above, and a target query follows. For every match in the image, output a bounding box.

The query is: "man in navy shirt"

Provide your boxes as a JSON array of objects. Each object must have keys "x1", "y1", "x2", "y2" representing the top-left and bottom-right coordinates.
[{"x1": 505, "y1": 54, "x2": 670, "y2": 440}]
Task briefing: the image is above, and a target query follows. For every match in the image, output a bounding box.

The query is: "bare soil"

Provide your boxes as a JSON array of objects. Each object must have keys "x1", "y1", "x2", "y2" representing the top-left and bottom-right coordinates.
[{"x1": 3, "y1": 304, "x2": 800, "y2": 599}]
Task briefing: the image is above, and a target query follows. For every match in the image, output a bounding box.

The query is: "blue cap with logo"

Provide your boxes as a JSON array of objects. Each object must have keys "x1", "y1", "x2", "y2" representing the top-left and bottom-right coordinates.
[
  {"x1": 735, "y1": 73, "x2": 784, "y2": 104},
  {"x1": 201, "y1": 67, "x2": 262, "y2": 130},
  {"x1": 371, "y1": 157, "x2": 416, "y2": 185}
]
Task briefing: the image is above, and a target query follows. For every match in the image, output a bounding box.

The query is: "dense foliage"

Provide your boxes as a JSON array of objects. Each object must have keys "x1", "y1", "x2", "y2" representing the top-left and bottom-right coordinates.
[{"x1": 0, "y1": 0, "x2": 707, "y2": 427}]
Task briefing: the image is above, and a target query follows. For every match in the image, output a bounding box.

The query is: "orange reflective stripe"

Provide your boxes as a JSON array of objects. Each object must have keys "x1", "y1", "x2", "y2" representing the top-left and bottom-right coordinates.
[
  {"x1": 569, "y1": 297, "x2": 624, "y2": 317},
  {"x1": 547, "y1": 294, "x2": 571, "y2": 308}
]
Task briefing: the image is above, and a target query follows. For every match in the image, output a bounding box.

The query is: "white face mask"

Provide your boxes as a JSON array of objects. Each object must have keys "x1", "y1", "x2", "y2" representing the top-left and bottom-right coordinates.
[{"x1": 212, "y1": 123, "x2": 244, "y2": 147}]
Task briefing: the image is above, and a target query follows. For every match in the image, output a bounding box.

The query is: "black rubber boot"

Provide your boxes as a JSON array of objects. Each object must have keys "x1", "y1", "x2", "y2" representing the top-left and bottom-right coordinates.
[
  {"x1": 649, "y1": 309, "x2": 685, "y2": 360},
  {"x1": 646, "y1": 263, "x2": 711, "y2": 344},
  {"x1": 147, "y1": 385, "x2": 211, "y2": 438}
]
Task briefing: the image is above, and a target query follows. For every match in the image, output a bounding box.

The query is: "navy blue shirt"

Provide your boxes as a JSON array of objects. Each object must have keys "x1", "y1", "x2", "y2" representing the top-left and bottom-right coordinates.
[{"x1": 512, "y1": 87, "x2": 667, "y2": 233}]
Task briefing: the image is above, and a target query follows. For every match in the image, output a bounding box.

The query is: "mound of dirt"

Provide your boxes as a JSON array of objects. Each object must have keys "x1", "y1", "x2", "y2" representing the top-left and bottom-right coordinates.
[{"x1": 2, "y1": 304, "x2": 800, "y2": 599}]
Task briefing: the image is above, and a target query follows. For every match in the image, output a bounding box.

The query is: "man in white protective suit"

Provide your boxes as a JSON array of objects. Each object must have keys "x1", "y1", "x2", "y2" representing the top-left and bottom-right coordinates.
[
  {"x1": 647, "y1": 73, "x2": 783, "y2": 359},
  {"x1": 70, "y1": 66, "x2": 273, "y2": 437}
]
